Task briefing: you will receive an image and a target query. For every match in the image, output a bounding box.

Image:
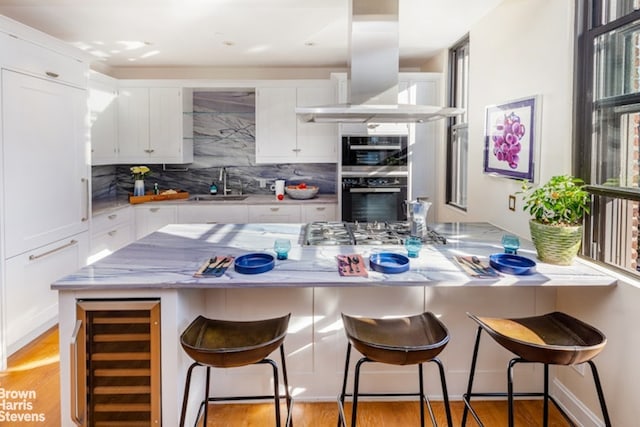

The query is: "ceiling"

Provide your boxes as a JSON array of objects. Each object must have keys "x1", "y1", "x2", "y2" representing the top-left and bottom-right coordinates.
[{"x1": 0, "y1": 0, "x2": 504, "y2": 69}]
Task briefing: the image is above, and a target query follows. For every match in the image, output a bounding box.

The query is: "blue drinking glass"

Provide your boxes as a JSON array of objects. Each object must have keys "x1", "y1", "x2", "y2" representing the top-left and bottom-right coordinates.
[
  {"x1": 405, "y1": 236, "x2": 422, "y2": 258},
  {"x1": 501, "y1": 234, "x2": 520, "y2": 254},
  {"x1": 274, "y1": 239, "x2": 291, "y2": 260}
]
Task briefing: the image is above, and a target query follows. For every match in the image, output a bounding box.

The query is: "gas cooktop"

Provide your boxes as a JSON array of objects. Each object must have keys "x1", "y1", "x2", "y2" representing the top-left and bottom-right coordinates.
[{"x1": 303, "y1": 221, "x2": 446, "y2": 246}]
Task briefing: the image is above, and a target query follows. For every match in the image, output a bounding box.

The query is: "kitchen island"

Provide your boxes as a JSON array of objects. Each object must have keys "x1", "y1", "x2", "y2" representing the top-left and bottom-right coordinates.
[{"x1": 53, "y1": 222, "x2": 616, "y2": 426}]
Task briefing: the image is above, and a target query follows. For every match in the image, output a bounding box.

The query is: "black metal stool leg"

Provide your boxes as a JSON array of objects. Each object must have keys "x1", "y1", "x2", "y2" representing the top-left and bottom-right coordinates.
[
  {"x1": 543, "y1": 363, "x2": 549, "y2": 427},
  {"x1": 351, "y1": 357, "x2": 368, "y2": 427},
  {"x1": 431, "y1": 358, "x2": 453, "y2": 427},
  {"x1": 507, "y1": 358, "x2": 521, "y2": 427},
  {"x1": 203, "y1": 366, "x2": 211, "y2": 427},
  {"x1": 279, "y1": 344, "x2": 293, "y2": 427},
  {"x1": 179, "y1": 362, "x2": 200, "y2": 427},
  {"x1": 263, "y1": 358, "x2": 282, "y2": 427},
  {"x1": 587, "y1": 360, "x2": 612, "y2": 427},
  {"x1": 337, "y1": 343, "x2": 352, "y2": 427},
  {"x1": 418, "y1": 363, "x2": 425, "y2": 427},
  {"x1": 462, "y1": 326, "x2": 484, "y2": 427}
]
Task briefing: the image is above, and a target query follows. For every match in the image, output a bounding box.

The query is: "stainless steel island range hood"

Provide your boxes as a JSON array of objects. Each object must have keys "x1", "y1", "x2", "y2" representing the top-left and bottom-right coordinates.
[{"x1": 296, "y1": 0, "x2": 463, "y2": 124}]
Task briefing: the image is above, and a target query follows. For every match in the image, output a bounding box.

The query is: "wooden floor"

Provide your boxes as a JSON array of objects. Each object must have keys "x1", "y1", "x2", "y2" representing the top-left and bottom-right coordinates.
[{"x1": 2, "y1": 326, "x2": 570, "y2": 426}]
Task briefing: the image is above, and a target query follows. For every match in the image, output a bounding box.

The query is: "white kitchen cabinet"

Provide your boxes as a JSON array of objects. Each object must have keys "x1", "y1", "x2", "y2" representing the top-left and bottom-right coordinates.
[
  {"x1": 248, "y1": 204, "x2": 301, "y2": 223},
  {"x1": 2, "y1": 69, "x2": 90, "y2": 258},
  {"x1": 89, "y1": 206, "x2": 134, "y2": 263},
  {"x1": 256, "y1": 82, "x2": 338, "y2": 163},
  {"x1": 178, "y1": 205, "x2": 249, "y2": 224},
  {"x1": 134, "y1": 205, "x2": 178, "y2": 239},
  {"x1": 301, "y1": 204, "x2": 338, "y2": 222},
  {"x1": 118, "y1": 87, "x2": 193, "y2": 164},
  {"x1": 89, "y1": 71, "x2": 119, "y2": 165},
  {"x1": 5, "y1": 232, "x2": 88, "y2": 353}
]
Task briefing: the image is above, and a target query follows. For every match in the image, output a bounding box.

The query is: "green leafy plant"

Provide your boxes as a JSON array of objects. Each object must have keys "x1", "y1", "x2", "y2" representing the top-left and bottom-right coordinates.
[{"x1": 520, "y1": 175, "x2": 590, "y2": 226}]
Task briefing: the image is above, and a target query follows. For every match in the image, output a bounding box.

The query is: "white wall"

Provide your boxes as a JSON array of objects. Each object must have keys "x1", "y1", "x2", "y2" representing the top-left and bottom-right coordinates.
[
  {"x1": 436, "y1": 0, "x2": 575, "y2": 239},
  {"x1": 435, "y1": 2, "x2": 640, "y2": 426}
]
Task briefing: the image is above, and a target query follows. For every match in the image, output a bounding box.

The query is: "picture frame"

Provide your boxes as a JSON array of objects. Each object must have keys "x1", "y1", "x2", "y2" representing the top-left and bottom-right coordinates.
[{"x1": 483, "y1": 96, "x2": 538, "y2": 181}]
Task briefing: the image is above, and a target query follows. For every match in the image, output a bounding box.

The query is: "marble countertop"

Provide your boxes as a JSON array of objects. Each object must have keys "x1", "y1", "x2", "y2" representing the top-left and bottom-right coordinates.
[
  {"x1": 52, "y1": 222, "x2": 617, "y2": 290},
  {"x1": 92, "y1": 194, "x2": 338, "y2": 215}
]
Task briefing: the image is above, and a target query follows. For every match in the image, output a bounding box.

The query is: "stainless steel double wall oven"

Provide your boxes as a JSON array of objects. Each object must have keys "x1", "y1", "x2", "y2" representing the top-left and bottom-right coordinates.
[{"x1": 341, "y1": 134, "x2": 408, "y2": 222}]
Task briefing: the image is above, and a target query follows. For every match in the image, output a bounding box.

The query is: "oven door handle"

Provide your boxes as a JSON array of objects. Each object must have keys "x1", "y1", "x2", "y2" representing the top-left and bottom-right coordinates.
[
  {"x1": 349, "y1": 188, "x2": 402, "y2": 193},
  {"x1": 349, "y1": 145, "x2": 402, "y2": 150}
]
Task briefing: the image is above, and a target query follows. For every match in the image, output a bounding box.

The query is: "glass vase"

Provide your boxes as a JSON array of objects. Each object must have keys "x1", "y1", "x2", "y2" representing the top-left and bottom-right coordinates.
[{"x1": 133, "y1": 179, "x2": 145, "y2": 197}]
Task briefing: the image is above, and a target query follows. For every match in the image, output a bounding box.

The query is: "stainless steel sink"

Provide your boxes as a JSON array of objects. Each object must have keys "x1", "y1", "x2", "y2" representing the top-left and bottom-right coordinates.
[{"x1": 189, "y1": 194, "x2": 248, "y2": 202}]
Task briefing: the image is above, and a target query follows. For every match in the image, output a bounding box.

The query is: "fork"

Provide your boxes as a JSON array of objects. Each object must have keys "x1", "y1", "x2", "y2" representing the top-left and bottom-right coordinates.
[{"x1": 350, "y1": 256, "x2": 361, "y2": 273}]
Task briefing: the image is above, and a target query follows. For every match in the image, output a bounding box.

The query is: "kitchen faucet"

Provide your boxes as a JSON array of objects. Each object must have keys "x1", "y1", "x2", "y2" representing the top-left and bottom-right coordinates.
[{"x1": 219, "y1": 167, "x2": 231, "y2": 195}]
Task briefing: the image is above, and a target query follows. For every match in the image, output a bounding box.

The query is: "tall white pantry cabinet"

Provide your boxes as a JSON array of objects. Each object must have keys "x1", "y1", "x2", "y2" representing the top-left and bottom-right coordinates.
[{"x1": 0, "y1": 17, "x2": 90, "y2": 364}]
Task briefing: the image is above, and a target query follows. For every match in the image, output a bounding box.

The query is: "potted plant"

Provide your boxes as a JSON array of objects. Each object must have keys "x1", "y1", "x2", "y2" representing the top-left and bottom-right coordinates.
[{"x1": 520, "y1": 174, "x2": 590, "y2": 265}]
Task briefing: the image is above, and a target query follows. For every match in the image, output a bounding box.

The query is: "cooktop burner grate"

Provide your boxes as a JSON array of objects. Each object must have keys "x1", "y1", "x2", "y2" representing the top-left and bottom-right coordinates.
[{"x1": 303, "y1": 221, "x2": 446, "y2": 246}]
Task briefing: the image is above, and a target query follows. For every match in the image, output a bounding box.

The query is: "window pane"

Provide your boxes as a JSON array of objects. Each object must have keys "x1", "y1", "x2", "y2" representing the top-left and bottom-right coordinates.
[
  {"x1": 592, "y1": 104, "x2": 640, "y2": 187},
  {"x1": 594, "y1": 19, "x2": 640, "y2": 99},
  {"x1": 599, "y1": 0, "x2": 640, "y2": 25}
]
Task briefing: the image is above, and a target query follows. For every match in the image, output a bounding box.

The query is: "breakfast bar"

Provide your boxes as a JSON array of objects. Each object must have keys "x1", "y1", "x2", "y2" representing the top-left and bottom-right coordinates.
[{"x1": 52, "y1": 222, "x2": 616, "y2": 426}]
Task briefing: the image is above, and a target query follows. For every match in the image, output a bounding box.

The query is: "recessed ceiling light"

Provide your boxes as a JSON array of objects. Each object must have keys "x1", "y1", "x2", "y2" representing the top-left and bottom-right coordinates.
[
  {"x1": 223, "y1": 41, "x2": 235, "y2": 46},
  {"x1": 305, "y1": 42, "x2": 316, "y2": 47}
]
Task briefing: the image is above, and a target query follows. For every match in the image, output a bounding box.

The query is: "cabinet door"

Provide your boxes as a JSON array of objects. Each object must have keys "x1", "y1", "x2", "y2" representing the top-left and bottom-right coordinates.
[
  {"x1": 5, "y1": 232, "x2": 88, "y2": 352},
  {"x1": 301, "y1": 204, "x2": 337, "y2": 222},
  {"x1": 255, "y1": 87, "x2": 297, "y2": 163},
  {"x1": 135, "y1": 206, "x2": 177, "y2": 239},
  {"x1": 178, "y1": 205, "x2": 249, "y2": 224},
  {"x1": 247, "y1": 205, "x2": 301, "y2": 223},
  {"x1": 296, "y1": 85, "x2": 338, "y2": 162},
  {"x1": 149, "y1": 88, "x2": 188, "y2": 162},
  {"x1": 2, "y1": 70, "x2": 89, "y2": 258},
  {"x1": 89, "y1": 73, "x2": 119, "y2": 165},
  {"x1": 117, "y1": 87, "x2": 150, "y2": 161}
]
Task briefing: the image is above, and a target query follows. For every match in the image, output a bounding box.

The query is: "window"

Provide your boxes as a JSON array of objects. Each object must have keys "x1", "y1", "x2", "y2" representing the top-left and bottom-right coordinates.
[
  {"x1": 576, "y1": 1, "x2": 640, "y2": 274},
  {"x1": 446, "y1": 36, "x2": 469, "y2": 210}
]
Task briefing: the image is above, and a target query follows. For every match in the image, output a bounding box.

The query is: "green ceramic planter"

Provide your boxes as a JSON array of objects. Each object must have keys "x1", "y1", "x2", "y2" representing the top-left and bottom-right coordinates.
[{"x1": 529, "y1": 220, "x2": 583, "y2": 265}]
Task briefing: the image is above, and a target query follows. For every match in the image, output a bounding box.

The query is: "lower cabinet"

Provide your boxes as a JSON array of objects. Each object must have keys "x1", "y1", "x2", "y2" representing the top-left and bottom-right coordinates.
[
  {"x1": 134, "y1": 205, "x2": 177, "y2": 239},
  {"x1": 301, "y1": 204, "x2": 337, "y2": 222},
  {"x1": 5, "y1": 232, "x2": 88, "y2": 353},
  {"x1": 248, "y1": 204, "x2": 302, "y2": 223},
  {"x1": 73, "y1": 299, "x2": 161, "y2": 427},
  {"x1": 89, "y1": 206, "x2": 134, "y2": 264},
  {"x1": 177, "y1": 205, "x2": 249, "y2": 224}
]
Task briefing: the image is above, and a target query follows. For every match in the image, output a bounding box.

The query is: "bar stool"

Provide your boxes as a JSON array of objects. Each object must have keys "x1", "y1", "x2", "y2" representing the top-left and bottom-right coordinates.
[
  {"x1": 338, "y1": 311, "x2": 453, "y2": 427},
  {"x1": 179, "y1": 313, "x2": 293, "y2": 427},
  {"x1": 462, "y1": 311, "x2": 611, "y2": 427}
]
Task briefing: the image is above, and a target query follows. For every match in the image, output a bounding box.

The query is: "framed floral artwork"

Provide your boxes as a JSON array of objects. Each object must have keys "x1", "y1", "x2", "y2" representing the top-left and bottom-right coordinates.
[{"x1": 483, "y1": 96, "x2": 538, "y2": 181}]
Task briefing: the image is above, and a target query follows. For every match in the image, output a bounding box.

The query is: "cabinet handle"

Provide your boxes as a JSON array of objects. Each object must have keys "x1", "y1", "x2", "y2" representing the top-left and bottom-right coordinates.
[
  {"x1": 81, "y1": 178, "x2": 89, "y2": 222},
  {"x1": 150, "y1": 208, "x2": 160, "y2": 213},
  {"x1": 144, "y1": 149, "x2": 155, "y2": 153},
  {"x1": 316, "y1": 207, "x2": 326, "y2": 211},
  {"x1": 292, "y1": 148, "x2": 301, "y2": 152},
  {"x1": 29, "y1": 239, "x2": 78, "y2": 261},
  {"x1": 70, "y1": 320, "x2": 84, "y2": 426},
  {"x1": 108, "y1": 214, "x2": 118, "y2": 220},
  {"x1": 108, "y1": 230, "x2": 117, "y2": 236},
  {"x1": 270, "y1": 207, "x2": 280, "y2": 212},
  {"x1": 45, "y1": 71, "x2": 60, "y2": 78}
]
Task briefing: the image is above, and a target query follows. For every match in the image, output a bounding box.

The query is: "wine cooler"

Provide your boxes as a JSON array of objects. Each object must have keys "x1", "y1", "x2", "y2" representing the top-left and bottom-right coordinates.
[{"x1": 71, "y1": 300, "x2": 161, "y2": 427}]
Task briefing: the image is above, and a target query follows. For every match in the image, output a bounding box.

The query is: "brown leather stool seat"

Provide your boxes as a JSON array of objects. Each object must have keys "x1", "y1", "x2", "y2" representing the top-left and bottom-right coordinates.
[
  {"x1": 462, "y1": 311, "x2": 611, "y2": 427},
  {"x1": 338, "y1": 312, "x2": 453, "y2": 427},
  {"x1": 179, "y1": 313, "x2": 292, "y2": 427}
]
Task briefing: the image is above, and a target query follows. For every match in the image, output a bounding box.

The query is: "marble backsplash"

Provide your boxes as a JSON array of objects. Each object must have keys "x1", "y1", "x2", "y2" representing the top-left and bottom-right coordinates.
[{"x1": 92, "y1": 90, "x2": 337, "y2": 202}]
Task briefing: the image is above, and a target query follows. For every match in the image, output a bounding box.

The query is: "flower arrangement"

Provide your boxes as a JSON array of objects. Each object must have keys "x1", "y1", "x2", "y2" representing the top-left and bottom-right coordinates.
[
  {"x1": 130, "y1": 166, "x2": 150, "y2": 181},
  {"x1": 520, "y1": 174, "x2": 590, "y2": 226}
]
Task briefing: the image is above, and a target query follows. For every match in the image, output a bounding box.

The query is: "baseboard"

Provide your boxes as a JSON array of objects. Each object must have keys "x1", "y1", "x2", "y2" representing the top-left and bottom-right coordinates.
[
  {"x1": 7, "y1": 315, "x2": 58, "y2": 356},
  {"x1": 552, "y1": 378, "x2": 606, "y2": 427}
]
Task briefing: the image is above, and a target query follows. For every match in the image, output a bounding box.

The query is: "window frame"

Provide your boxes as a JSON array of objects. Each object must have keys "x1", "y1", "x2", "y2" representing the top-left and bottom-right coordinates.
[{"x1": 446, "y1": 35, "x2": 470, "y2": 211}]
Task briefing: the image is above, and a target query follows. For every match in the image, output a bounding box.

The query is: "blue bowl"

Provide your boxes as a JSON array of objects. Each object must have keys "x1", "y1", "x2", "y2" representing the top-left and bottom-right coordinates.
[
  {"x1": 234, "y1": 253, "x2": 275, "y2": 275},
  {"x1": 489, "y1": 253, "x2": 536, "y2": 275},
  {"x1": 369, "y1": 252, "x2": 410, "y2": 274}
]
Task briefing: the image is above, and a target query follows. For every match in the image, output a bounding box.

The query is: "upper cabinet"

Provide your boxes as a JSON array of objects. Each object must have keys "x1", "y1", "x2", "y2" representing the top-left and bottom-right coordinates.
[
  {"x1": 256, "y1": 81, "x2": 338, "y2": 163},
  {"x1": 118, "y1": 87, "x2": 193, "y2": 164},
  {"x1": 89, "y1": 71, "x2": 119, "y2": 165}
]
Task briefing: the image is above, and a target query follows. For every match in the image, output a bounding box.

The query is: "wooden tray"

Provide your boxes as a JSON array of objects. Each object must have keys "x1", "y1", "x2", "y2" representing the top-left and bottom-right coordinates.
[{"x1": 129, "y1": 190, "x2": 189, "y2": 204}]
